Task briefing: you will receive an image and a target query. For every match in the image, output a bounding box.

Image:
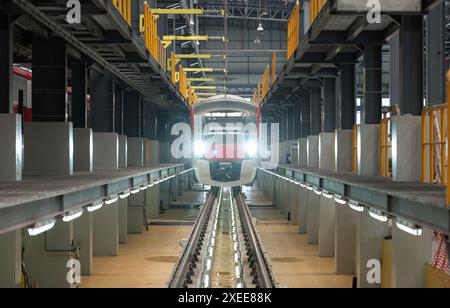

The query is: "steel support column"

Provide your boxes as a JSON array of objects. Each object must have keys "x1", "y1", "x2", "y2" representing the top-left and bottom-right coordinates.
[
  {"x1": 293, "y1": 99, "x2": 301, "y2": 139},
  {"x1": 310, "y1": 87, "x2": 322, "y2": 135},
  {"x1": 71, "y1": 63, "x2": 87, "y2": 128},
  {"x1": 400, "y1": 16, "x2": 424, "y2": 115},
  {"x1": 287, "y1": 106, "x2": 294, "y2": 141},
  {"x1": 115, "y1": 86, "x2": 124, "y2": 135},
  {"x1": 340, "y1": 64, "x2": 356, "y2": 129},
  {"x1": 0, "y1": 17, "x2": 13, "y2": 113},
  {"x1": 363, "y1": 45, "x2": 382, "y2": 124},
  {"x1": 324, "y1": 77, "x2": 336, "y2": 132},
  {"x1": 301, "y1": 91, "x2": 311, "y2": 137},
  {"x1": 124, "y1": 91, "x2": 141, "y2": 137},
  {"x1": 90, "y1": 70, "x2": 115, "y2": 132},
  {"x1": 426, "y1": 3, "x2": 445, "y2": 106},
  {"x1": 32, "y1": 37, "x2": 67, "y2": 122},
  {"x1": 143, "y1": 103, "x2": 157, "y2": 140},
  {"x1": 390, "y1": 31, "x2": 400, "y2": 107}
]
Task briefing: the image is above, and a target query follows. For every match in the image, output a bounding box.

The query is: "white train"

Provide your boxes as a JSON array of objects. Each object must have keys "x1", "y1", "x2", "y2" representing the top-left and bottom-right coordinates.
[{"x1": 191, "y1": 94, "x2": 260, "y2": 187}]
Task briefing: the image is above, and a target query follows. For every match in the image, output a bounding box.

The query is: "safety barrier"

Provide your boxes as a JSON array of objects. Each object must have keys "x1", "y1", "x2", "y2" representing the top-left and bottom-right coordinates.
[
  {"x1": 287, "y1": 0, "x2": 300, "y2": 60},
  {"x1": 353, "y1": 125, "x2": 358, "y2": 174},
  {"x1": 111, "y1": 0, "x2": 131, "y2": 25},
  {"x1": 262, "y1": 65, "x2": 270, "y2": 99},
  {"x1": 271, "y1": 51, "x2": 277, "y2": 85},
  {"x1": 178, "y1": 65, "x2": 188, "y2": 99},
  {"x1": 310, "y1": 0, "x2": 327, "y2": 26},
  {"x1": 421, "y1": 103, "x2": 447, "y2": 185},
  {"x1": 143, "y1": 2, "x2": 167, "y2": 71},
  {"x1": 380, "y1": 117, "x2": 392, "y2": 177}
]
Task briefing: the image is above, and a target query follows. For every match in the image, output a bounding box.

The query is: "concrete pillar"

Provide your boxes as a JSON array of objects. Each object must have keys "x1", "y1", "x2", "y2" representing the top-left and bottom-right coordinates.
[
  {"x1": 319, "y1": 195, "x2": 335, "y2": 257},
  {"x1": 93, "y1": 203, "x2": 119, "y2": 256},
  {"x1": 93, "y1": 132, "x2": 119, "y2": 170},
  {"x1": 298, "y1": 138, "x2": 308, "y2": 167},
  {"x1": 318, "y1": 132, "x2": 334, "y2": 170},
  {"x1": 363, "y1": 45, "x2": 382, "y2": 125},
  {"x1": 0, "y1": 230, "x2": 21, "y2": 288},
  {"x1": 391, "y1": 116, "x2": 422, "y2": 182},
  {"x1": 127, "y1": 137, "x2": 145, "y2": 166},
  {"x1": 307, "y1": 135, "x2": 319, "y2": 168},
  {"x1": 290, "y1": 182, "x2": 299, "y2": 224},
  {"x1": 73, "y1": 212, "x2": 93, "y2": 276},
  {"x1": 128, "y1": 191, "x2": 145, "y2": 234},
  {"x1": 298, "y1": 186, "x2": 308, "y2": 234},
  {"x1": 391, "y1": 226, "x2": 433, "y2": 288},
  {"x1": 307, "y1": 189, "x2": 320, "y2": 244},
  {"x1": 334, "y1": 129, "x2": 353, "y2": 172},
  {"x1": 24, "y1": 122, "x2": 73, "y2": 176},
  {"x1": 357, "y1": 124, "x2": 379, "y2": 176},
  {"x1": 160, "y1": 181, "x2": 170, "y2": 211},
  {"x1": 24, "y1": 220, "x2": 74, "y2": 288},
  {"x1": 90, "y1": 70, "x2": 115, "y2": 132},
  {"x1": 118, "y1": 135, "x2": 128, "y2": 168},
  {"x1": 335, "y1": 204, "x2": 356, "y2": 274},
  {"x1": 73, "y1": 128, "x2": 93, "y2": 173},
  {"x1": 118, "y1": 198, "x2": 128, "y2": 244},
  {"x1": 32, "y1": 37, "x2": 67, "y2": 122},
  {"x1": 356, "y1": 210, "x2": 388, "y2": 288},
  {"x1": 0, "y1": 16, "x2": 13, "y2": 113},
  {"x1": 146, "y1": 183, "x2": 161, "y2": 219},
  {"x1": 0, "y1": 114, "x2": 22, "y2": 181}
]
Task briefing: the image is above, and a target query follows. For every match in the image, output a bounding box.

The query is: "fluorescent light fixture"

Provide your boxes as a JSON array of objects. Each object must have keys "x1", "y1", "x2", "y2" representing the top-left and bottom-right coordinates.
[
  {"x1": 235, "y1": 266, "x2": 241, "y2": 278},
  {"x1": 119, "y1": 190, "x2": 131, "y2": 199},
  {"x1": 368, "y1": 209, "x2": 388, "y2": 222},
  {"x1": 27, "y1": 219, "x2": 56, "y2": 236},
  {"x1": 203, "y1": 274, "x2": 210, "y2": 288},
  {"x1": 322, "y1": 191, "x2": 333, "y2": 199},
  {"x1": 396, "y1": 220, "x2": 423, "y2": 237},
  {"x1": 237, "y1": 282, "x2": 244, "y2": 288},
  {"x1": 313, "y1": 188, "x2": 322, "y2": 196},
  {"x1": 105, "y1": 194, "x2": 119, "y2": 205},
  {"x1": 87, "y1": 200, "x2": 103, "y2": 212},
  {"x1": 206, "y1": 258, "x2": 212, "y2": 271},
  {"x1": 140, "y1": 184, "x2": 147, "y2": 191},
  {"x1": 334, "y1": 195, "x2": 347, "y2": 205},
  {"x1": 209, "y1": 247, "x2": 214, "y2": 257},
  {"x1": 234, "y1": 252, "x2": 240, "y2": 263},
  {"x1": 130, "y1": 187, "x2": 140, "y2": 194},
  {"x1": 62, "y1": 208, "x2": 84, "y2": 222},
  {"x1": 299, "y1": 182, "x2": 306, "y2": 188},
  {"x1": 349, "y1": 200, "x2": 364, "y2": 212},
  {"x1": 306, "y1": 185, "x2": 314, "y2": 191}
]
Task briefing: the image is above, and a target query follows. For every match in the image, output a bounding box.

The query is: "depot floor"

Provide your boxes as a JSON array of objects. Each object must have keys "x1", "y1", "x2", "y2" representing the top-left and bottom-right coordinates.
[{"x1": 81, "y1": 187, "x2": 352, "y2": 288}]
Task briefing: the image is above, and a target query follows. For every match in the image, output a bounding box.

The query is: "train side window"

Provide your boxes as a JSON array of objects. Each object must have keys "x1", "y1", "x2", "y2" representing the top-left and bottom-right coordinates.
[{"x1": 18, "y1": 89, "x2": 24, "y2": 114}]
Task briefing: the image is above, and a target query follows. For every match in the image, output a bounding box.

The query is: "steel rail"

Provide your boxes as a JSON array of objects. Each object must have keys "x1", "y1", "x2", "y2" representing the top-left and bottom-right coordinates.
[
  {"x1": 168, "y1": 191, "x2": 215, "y2": 288},
  {"x1": 235, "y1": 192, "x2": 275, "y2": 288}
]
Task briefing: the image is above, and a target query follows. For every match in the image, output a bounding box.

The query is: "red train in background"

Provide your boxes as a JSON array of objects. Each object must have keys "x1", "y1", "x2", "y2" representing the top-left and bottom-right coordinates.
[{"x1": 12, "y1": 65, "x2": 33, "y2": 122}]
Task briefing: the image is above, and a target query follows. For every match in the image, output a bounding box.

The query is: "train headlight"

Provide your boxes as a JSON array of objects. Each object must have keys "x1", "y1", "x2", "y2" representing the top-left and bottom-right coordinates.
[
  {"x1": 193, "y1": 140, "x2": 205, "y2": 158},
  {"x1": 245, "y1": 141, "x2": 258, "y2": 158}
]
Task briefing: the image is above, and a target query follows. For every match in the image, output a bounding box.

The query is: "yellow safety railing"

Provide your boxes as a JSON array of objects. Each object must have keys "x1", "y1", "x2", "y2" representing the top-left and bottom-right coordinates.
[
  {"x1": 257, "y1": 83, "x2": 261, "y2": 105},
  {"x1": 178, "y1": 65, "x2": 189, "y2": 99},
  {"x1": 310, "y1": 0, "x2": 327, "y2": 26},
  {"x1": 353, "y1": 125, "x2": 358, "y2": 174},
  {"x1": 380, "y1": 117, "x2": 392, "y2": 177},
  {"x1": 262, "y1": 65, "x2": 270, "y2": 98},
  {"x1": 421, "y1": 103, "x2": 447, "y2": 185},
  {"x1": 287, "y1": 0, "x2": 300, "y2": 60},
  {"x1": 111, "y1": 0, "x2": 131, "y2": 25},
  {"x1": 143, "y1": 2, "x2": 167, "y2": 71},
  {"x1": 271, "y1": 51, "x2": 277, "y2": 85}
]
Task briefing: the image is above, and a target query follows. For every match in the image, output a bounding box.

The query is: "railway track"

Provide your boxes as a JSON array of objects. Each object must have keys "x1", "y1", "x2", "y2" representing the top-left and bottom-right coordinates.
[{"x1": 168, "y1": 187, "x2": 276, "y2": 288}]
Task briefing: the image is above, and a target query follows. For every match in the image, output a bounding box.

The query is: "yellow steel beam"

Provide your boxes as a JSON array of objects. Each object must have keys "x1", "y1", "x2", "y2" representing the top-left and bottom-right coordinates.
[
  {"x1": 151, "y1": 8, "x2": 204, "y2": 15},
  {"x1": 183, "y1": 68, "x2": 215, "y2": 72},
  {"x1": 163, "y1": 35, "x2": 209, "y2": 41},
  {"x1": 175, "y1": 54, "x2": 212, "y2": 59},
  {"x1": 191, "y1": 86, "x2": 217, "y2": 90},
  {"x1": 196, "y1": 92, "x2": 217, "y2": 96},
  {"x1": 187, "y1": 78, "x2": 216, "y2": 82}
]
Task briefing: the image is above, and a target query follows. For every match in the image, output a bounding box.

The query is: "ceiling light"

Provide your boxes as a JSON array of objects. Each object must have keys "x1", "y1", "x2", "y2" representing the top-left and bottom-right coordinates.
[
  {"x1": 254, "y1": 37, "x2": 261, "y2": 44},
  {"x1": 130, "y1": 187, "x2": 140, "y2": 194},
  {"x1": 62, "y1": 208, "x2": 84, "y2": 222},
  {"x1": 119, "y1": 190, "x2": 131, "y2": 199},
  {"x1": 105, "y1": 194, "x2": 119, "y2": 205},
  {"x1": 313, "y1": 188, "x2": 322, "y2": 196},
  {"x1": 257, "y1": 23, "x2": 264, "y2": 32},
  {"x1": 87, "y1": 200, "x2": 103, "y2": 212},
  {"x1": 348, "y1": 200, "x2": 365, "y2": 212},
  {"x1": 334, "y1": 195, "x2": 347, "y2": 205},
  {"x1": 189, "y1": 18, "x2": 195, "y2": 26},
  {"x1": 368, "y1": 208, "x2": 388, "y2": 222},
  {"x1": 28, "y1": 219, "x2": 56, "y2": 236},
  {"x1": 322, "y1": 190, "x2": 334, "y2": 199},
  {"x1": 396, "y1": 220, "x2": 423, "y2": 237}
]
